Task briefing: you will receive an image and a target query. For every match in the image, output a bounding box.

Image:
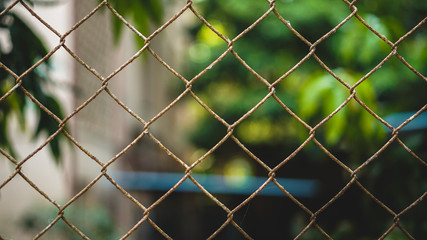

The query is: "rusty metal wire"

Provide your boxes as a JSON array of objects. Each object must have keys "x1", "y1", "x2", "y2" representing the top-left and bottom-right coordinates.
[{"x1": 0, "y1": 0, "x2": 426, "y2": 239}]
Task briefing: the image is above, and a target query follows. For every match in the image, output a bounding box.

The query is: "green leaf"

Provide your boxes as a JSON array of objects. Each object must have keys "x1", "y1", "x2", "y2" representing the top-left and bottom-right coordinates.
[
  {"x1": 132, "y1": 1, "x2": 149, "y2": 48},
  {"x1": 0, "y1": 114, "x2": 8, "y2": 146},
  {"x1": 9, "y1": 13, "x2": 49, "y2": 62},
  {"x1": 49, "y1": 136, "x2": 61, "y2": 164},
  {"x1": 107, "y1": 0, "x2": 163, "y2": 47},
  {"x1": 34, "y1": 95, "x2": 65, "y2": 163},
  {"x1": 108, "y1": 0, "x2": 131, "y2": 44},
  {"x1": 146, "y1": 0, "x2": 163, "y2": 24},
  {"x1": 0, "y1": 115, "x2": 17, "y2": 158},
  {"x1": 324, "y1": 88, "x2": 347, "y2": 144},
  {"x1": 359, "y1": 108, "x2": 376, "y2": 139},
  {"x1": 298, "y1": 73, "x2": 334, "y2": 120}
]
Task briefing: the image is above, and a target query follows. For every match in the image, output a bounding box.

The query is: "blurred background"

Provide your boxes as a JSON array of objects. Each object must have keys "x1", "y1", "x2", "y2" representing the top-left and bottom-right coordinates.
[{"x1": 0, "y1": 0, "x2": 426, "y2": 239}]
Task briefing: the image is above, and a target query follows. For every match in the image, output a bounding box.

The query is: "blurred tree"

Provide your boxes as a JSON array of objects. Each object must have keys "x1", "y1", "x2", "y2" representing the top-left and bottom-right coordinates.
[
  {"x1": 183, "y1": 0, "x2": 426, "y2": 238},
  {"x1": 0, "y1": 0, "x2": 65, "y2": 162},
  {"x1": 103, "y1": 0, "x2": 163, "y2": 48}
]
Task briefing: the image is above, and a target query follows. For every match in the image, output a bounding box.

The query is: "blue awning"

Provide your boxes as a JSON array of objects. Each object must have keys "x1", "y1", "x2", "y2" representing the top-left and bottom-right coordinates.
[
  {"x1": 383, "y1": 111, "x2": 427, "y2": 132},
  {"x1": 104, "y1": 171, "x2": 319, "y2": 198}
]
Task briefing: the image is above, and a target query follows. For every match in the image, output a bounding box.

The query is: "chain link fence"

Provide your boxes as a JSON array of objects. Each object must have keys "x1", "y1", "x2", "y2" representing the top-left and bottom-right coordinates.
[{"x1": 1, "y1": 0, "x2": 426, "y2": 239}]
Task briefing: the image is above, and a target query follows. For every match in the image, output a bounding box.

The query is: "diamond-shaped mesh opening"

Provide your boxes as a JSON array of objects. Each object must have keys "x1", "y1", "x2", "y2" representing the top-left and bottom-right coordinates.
[
  {"x1": 191, "y1": 0, "x2": 272, "y2": 40},
  {"x1": 312, "y1": 102, "x2": 389, "y2": 162},
  {"x1": 191, "y1": 71, "x2": 272, "y2": 125},
  {"x1": 0, "y1": 68, "x2": 18, "y2": 93},
  {"x1": 148, "y1": 9, "x2": 201, "y2": 69},
  {"x1": 0, "y1": 173, "x2": 61, "y2": 237},
  {"x1": 213, "y1": 222, "x2": 253, "y2": 239},
  {"x1": 8, "y1": 2, "x2": 61, "y2": 45},
  {"x1": 150, "y1": 191, "x2": 229, "y2": 239},
  {"x1": 184, "y1": 39, "x2": 230, "y2": 81},
  {"x1": 115, "y1": 134, "x2": 188, "y2": 173},
  {"x1": 394, "y1": 130, "x2": 427, "y2": 161},
  {"x1": 31, "y1": 216, "x2": 89, "y2": 240},
  {"x1": 124, "y1": 219, "x2": 172, "y2": 240},
  {"x1": 274, "y1": 0, "x2": 352, "y2": 39},
  {"x1": 18, "y1": 135, "x2": 67, "y2": 189},
  {"x1": 397, "y1": 32, "x2": 427, "y2": 76},
  {"x1": 230, "y1": 194, "x2": 314, "y2": 238},
  {"x1": 353, "y1": 0, "x2": 427, "y2": 40},
  {"x1": 369, "y1": 56, "x2": 427, "y2": 114},
  {"x1": 231, "y1": 14, "x2": 309, "y2": 82},
  {"x1": 314, "y1": 30, "x2": 380, "y2": 75},
  {"x1": 70, "y1": 90, "x2": 140, "y2": 157},
  {"x1": 272, "y1": 143, "x2": 350, "y2": 209},
  {"x1": 316, "y1": 184, "x2": 395, "y2": 239},
  {"x1": 64, "y1": 5, "x2": 114, "y2": 78},
  {"x1": 184, "y1": 95, "x2": 231, "y2": 149},
  {"x1": 397, "y1": 201, "x2": 427, "y2": 239},
  {"x1": 69, "y1": 56, "x2": 105, "y2": 106},
  {"x1": 119, "y1": 53, "x2": 189, "y2": 123},
  {"x1": 356, "y1": 140, "x2": 426, "y2": 210},
  {"x1": 45, "y1": 183, "x2": 130, "y2": 239},
  {"x1": 234, "y1": 119, "x2": 311, "y2": 174}
]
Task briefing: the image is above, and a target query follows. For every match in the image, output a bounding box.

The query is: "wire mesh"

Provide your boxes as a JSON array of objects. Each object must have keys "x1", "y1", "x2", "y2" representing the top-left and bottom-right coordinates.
[{"x1": 0, "y1": 0, "x2": 426, "y2": 239}]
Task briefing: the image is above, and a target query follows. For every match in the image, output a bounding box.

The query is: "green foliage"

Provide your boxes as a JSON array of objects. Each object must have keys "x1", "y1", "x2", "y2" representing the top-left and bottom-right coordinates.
[
  {"x1": 0, "y1": 1, "x2": 65, "y2": 162},
  {"x1": 184, "y1": 0, "x2": 427, "y2": 238},
  {"x1": 186, "y1": 0, "x2": 427, "y2": 148},
  {"x1": 297, "y1": 68, "x2": 383, "y2": 146},
  {"x1": 186, "y1": 0, "x2": 382, "y2": 149},
  {"x1": 105, "y1": 0, "x2": 163, "y2": 48}
]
